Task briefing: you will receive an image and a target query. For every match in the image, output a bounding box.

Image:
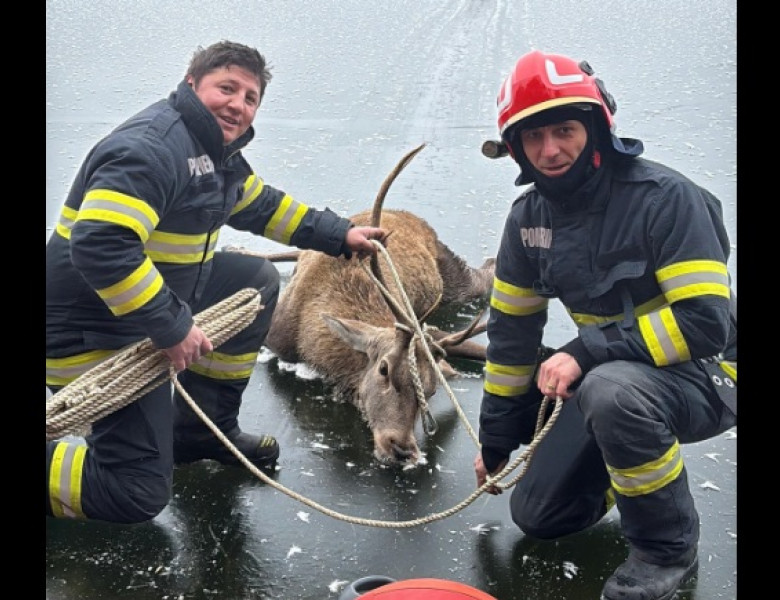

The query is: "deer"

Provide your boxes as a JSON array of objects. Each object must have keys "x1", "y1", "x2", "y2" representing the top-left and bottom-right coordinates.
[{"x1": 260, "y1": 143, "x2": 495, "y2": 466}]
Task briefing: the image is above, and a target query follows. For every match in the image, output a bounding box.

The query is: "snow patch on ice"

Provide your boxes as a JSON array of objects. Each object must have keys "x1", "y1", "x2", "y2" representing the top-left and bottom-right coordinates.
[
  {"x1": 275, "y1": 358, "x2": 322, "y2": 380},
  {"x1": 563, "y1": 561, "x2": 579, "y2": 579}
]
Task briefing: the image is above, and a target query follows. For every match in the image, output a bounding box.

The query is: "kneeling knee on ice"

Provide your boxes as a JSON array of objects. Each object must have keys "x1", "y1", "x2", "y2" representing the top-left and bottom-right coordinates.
[
  {"x1": 510, "y1": 492, "x2": 607, "y2": 540},
  {"x1": 111, "y1": 471, "x2": 172, "y2": 523},
  {"x1": 78, "y1": 470, "x2": 171, "y2": 524}
]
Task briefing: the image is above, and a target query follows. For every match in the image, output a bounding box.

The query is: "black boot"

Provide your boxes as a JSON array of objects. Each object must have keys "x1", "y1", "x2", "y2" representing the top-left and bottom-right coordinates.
[
  {"x1": 601, "y1": 546, "x2": 698, "y2": 600},
  {"x1": 602, "y1": 466, "x2": 700, "y2": 600},
  {"x1": 174, "y1": 425, "x2": 279, "y2": 470},
  {"x1": 172, "y1": 374, "x2": 279, "y2": 471}
]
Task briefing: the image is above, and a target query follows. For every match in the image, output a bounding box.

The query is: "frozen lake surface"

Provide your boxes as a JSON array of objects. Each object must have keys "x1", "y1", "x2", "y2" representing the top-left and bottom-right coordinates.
[{"x1": 46, "y1": 1, "x2": 736, "y2": 598}]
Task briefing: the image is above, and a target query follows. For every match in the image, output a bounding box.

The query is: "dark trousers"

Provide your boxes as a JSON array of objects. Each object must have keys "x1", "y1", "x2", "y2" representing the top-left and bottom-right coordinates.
[
  {"x1": 509, "y1": 359, "x2": 736, "y2": 563},
  {"x1": 46, "y1": 252, "x2": 279, "y2": 523}
]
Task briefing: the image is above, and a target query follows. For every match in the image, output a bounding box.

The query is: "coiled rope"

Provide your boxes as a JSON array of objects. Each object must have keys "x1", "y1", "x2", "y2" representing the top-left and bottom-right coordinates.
[{"x1": 45, "y1": 288, "x2": 264, "y2": 441}]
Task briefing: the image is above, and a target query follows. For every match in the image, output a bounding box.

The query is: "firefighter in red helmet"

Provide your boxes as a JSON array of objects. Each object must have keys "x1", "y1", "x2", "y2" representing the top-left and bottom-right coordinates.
[{"x1": 474, "y1": 50, "x2": 736, "y2": 600}]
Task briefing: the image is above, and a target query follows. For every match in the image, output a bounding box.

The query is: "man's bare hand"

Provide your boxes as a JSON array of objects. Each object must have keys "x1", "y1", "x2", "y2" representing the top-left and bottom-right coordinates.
[
  {"x1": 474, "y1": 452, "x2": 507, "y2": 495},
  {"x1": 536, "y1": 351, "x2": 582, "y2": 399},
  {"x1": 345, "y1": 226, "x2": 389, "y2": 260},
  {"x1": 162, "y1": 324, "x2": 213, "y2": 372}
]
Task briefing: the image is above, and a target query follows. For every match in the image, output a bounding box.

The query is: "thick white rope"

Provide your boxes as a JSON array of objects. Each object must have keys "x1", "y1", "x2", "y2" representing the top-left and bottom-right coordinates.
[
  {"x1": 45, "y1": 252, "x2": 561, "y2": 526},
  {"x1": 46, "y1": 288, "x2": 263, "y2": 441}
]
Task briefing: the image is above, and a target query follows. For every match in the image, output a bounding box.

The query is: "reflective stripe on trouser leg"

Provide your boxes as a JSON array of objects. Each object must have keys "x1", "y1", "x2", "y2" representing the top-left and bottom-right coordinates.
[
  {"x1": 576, "y1": 360, "x2": 723, "y2": 562},
  {"x1": 46, "y1": 440, "x2": 87, "y2": 519},
  {"x1": 509, "y1": 395, "x2": 611, "y2": 539},
  {"x1": 46, "y1": 383, "x2": 174, "y2": 523},
  {"x1": 611, "y1": 464, "x2": 699, "y2": 564},
  {"x1": 174, "y1": 252, "x2": 279, "y2": 436}
]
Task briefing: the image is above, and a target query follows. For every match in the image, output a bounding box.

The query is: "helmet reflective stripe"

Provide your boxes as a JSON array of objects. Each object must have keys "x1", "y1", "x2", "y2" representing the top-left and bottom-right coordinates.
[
  {"x1": 497, "y1": 74, "x2": 513, "y2": 116},
  {"x1": 545, "y1": 58, "x2": 584, "y2": 85},
  {"x1": 500, "y1": 96, "x2": 601, "y2": 135}
]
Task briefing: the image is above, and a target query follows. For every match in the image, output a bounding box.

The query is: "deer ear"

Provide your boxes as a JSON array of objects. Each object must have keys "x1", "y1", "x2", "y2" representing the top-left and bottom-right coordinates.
[{"x1": 321, "y1": 314, "x2": 383, "y2": 353}]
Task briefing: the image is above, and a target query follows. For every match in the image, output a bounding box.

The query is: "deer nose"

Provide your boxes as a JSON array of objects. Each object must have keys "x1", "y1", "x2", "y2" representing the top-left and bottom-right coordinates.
[{"x1": 391, "y1": 442, "x2": 417, "y2": 461}]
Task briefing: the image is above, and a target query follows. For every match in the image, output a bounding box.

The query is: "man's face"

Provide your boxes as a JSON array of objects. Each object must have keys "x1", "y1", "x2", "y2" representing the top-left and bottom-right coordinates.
[
  {"x1": 519, "y1": 119, "x2": 588, "y2": 178},
  {"x1": 188, "y1": 66, "x2": 261, "y2": 146}
]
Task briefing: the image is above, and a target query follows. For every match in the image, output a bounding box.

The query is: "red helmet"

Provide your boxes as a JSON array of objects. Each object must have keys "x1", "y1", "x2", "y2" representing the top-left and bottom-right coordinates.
[{"x1": 496, "y1": 50, "x2": 616, "y2": 137}]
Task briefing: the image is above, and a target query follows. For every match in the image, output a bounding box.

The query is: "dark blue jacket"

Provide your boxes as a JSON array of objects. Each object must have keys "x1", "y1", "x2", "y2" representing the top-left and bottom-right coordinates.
[
  {"x1": 46, "y1": 80, "x2": 351, "y2": 357},
  {"x1": 479, "y1": 154, "x2": 736, "y2": 460}
]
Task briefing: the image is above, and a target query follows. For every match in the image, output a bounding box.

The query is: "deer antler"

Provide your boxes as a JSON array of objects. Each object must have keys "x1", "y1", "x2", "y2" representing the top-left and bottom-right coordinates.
[
  {"x1": 417, "y1": 293, "x2": 442, "y2": 323},
  {"x1": 368, "y1": 143, "x2": 427, "y2": 329},
  {"x1": 370, "y1": 143, "x2": 427, "y2": 229},
  {"x1": 221, "y1": 246, "x2": 301, "y2": 262},
  {"x1": 426, "y1": 307, "x2": 489, "y2": 361}
]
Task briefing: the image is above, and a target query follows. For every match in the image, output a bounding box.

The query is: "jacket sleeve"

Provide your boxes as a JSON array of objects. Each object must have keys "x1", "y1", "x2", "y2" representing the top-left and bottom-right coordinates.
[
  {"x1": 227, "y1": 172, "x2": 353, "y2": 257},
  {"x1": 68, "y1": 135, "x2": 194, "y2": 350},
  {"x1": 479, "y1": 200, "x2": 548, "y2": 465},
  {"x1": 580, "y1": 178, "x2": 734, "y2": 366}
]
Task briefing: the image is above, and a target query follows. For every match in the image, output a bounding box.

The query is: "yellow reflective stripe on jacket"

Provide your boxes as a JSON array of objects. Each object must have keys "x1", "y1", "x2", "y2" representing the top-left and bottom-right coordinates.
[
  {"x1": 231, "y1": 174, "x2": 264, "y2": 216},
  {"x1": 77, "y1": 189, "x2": 160, "y2": 242},
  {"x1": 188, "y1": 350, "x2": 258, "y2": 381},
  {"x1": 484, "y1": 361, "x2": 535, "y2": 397},
  {"x1": 569, "y1": 295, "x2": 667, "y2": 327},
  {"x1": 490, "y1": 278, "x2": 548, "y2": 317},
  {"x1": 46, "y1": 349, "x2": 117, "y2": 387},
  {"x1": 607, "y1": 441, "x2": 683, "y2": 497},
  {"x1": 638, "y1": 306, "x2": 690, "y2": 366},
  {"x1": 721, "y1": 360, "x2": 737, "y2": 382},
  {"x1": 657, "y1": 259, "x2": 731, "y2": 303},
  {"x1": 55, "y1": 205, "x2": 79, "y2": 239},
  {"x1": 96, "y1": 257, "x2": 164, "y2": 316},
  {"x1": 145, "y1": 229, "x2": 219, "y2": 263},
  {"x1": 263, "y1": 194, "x2": 308, "y2": 245},
  {"x1": 49, "y1": 441, "x2": 87, "y2": 519}
]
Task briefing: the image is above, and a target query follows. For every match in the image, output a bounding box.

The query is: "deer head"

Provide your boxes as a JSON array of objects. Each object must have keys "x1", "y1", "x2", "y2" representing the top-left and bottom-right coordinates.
[
  {"x1": 318, "y1": 143, "x2": 487, "y2": 464},
  {"x1": 321, "y1": 312, "x2": 485, "y2": 464}
]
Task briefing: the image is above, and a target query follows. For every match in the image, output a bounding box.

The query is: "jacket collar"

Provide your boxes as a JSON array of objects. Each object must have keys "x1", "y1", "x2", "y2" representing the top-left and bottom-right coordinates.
[{"x1": 168, "y1": 79, "x2": 255, "y2": 163}]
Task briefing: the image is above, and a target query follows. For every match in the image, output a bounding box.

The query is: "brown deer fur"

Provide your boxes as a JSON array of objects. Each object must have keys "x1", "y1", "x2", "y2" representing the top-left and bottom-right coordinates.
[{"x1": 263, "y1": 145, "x2": 495, "y2": 465}]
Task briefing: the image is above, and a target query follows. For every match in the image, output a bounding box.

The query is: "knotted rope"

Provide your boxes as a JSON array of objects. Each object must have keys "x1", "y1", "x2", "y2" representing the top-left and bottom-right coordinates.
[{"x1": 359, "y1": 240, "x2": 561, "y2": 493}]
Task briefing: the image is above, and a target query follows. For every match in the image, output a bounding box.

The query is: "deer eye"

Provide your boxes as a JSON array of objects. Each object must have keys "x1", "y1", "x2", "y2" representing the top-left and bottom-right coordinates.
[{"x1": 378, "y1": 359, "x2": 389, "y2": 377}]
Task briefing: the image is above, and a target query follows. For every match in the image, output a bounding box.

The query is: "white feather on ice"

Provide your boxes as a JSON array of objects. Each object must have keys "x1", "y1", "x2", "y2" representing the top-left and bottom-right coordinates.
[{"x1": 329, "y1": 580, "x2": 349, "y2": 593}]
